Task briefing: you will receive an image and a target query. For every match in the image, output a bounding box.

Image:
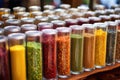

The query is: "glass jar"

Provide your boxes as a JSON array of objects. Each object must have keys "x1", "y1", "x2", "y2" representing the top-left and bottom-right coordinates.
[
  {"x1": 44, "y1": 5, "x2": 55, "y2": 10},
  {"x1": 21, "y1": 17, "x2": 35, "y2": 25},
  {"x1": 42, "y1": 10, "x2": 54, "y2": 16},
  {"x1": 99, "y1": 15, "x2": 111, "y2": 22},
  {"x1": 31, "y1": 11, "x2": 42, "y2": 18},
  {"x1": 51, "y1": 20, "x2": 65, "y2": 29},
  {"x1": 5, "y1": 19, "x2": 21, "y2": 26},
  {"x1": 84, "y1": 11, "x2": 95, "y2": 18},
  {"x1": 71, "y1": 12, "x2": 84, "y2": 19},
  {"x1": 82, "y1": 24, "x2": 95, "y2": 71},
  {"x1": 110, "y1": 14, "x2": 120, "y2": 21},
  {"x1": 35, "y1": 16, "x2": 49, "y2": 25},
  {"x1": 106, "y1": 22, "x2": 117, "y2": 65},
  {"x1": 115, "y1": 8, "x2": 120, "y2": 14},
  {"x1": 0, "y1": 36, "x2": 10, "y2": 80},
  {"x1": 89, "y1": 17, "x2": 101, "y2": 24},
  {"x1": 94, "y1": 23, "x2": 107, "y2": 68},
  {"x1": 65, "y1": 19, "x2": 78, "y2": 27},
  {"x1": 16, "y1": 12, "x2": 30, "y2": 19},
  {"x1": 60, "y1": 4, "x2": 71, "y2": 10},
  {"x1": 67, "y1": 8, "x2": 78, "y2": 14},
  {"x1": 54, "y1": 9, "x2": 65, "y2": 16},
  {"x1": 48, "y1": 15, "x2": 60, "y2": 22},
  {"x1": 0, "y1": 28, "x2": 4, "y2": 35},
  {"x1": 77, "y1": 6, "x2": 89, "y2": 12},
  {"x1": 70, "y1": 25, "x2": 84, "y2": 74},
  {"x1": 0, "y1": 21, "x2": 4, "y2": 28},
  {"x1": 25, "y1": 31, "x2": 42, "y2": 80},
  {"x1": 0, "y1": 8, "x2": 10, "y2": 20},
  {"x1": 1, "y1": 14, "x2": 15, "y2": 22},
  {"x1": 77, "y1": 18, "x2": 89, "y2": 25},
  {"x1": 8, "y1": 33, "x2": 26, "y2": 80},
  {"x1": 21, "y1": 24, "x2": 37, "y2": 33},
  {"x1": 38, "y1": 22, "x2": 53, "y2": 31},
  {"x1": 42, "y1": 29, "x2": 57, "y2": 80},
  {"x1": 59, "y1": 13, "x2": 72, "y2": 20},
  {"x1": 13, "y1": 7, "x2": 26, "y2": 15},
  {"x1": 4, "y1": 26, "x2": 21, "y2": 36},
  {"x1": 56, "y1": 27, "x2": 71, "y2": 78},
  {"x1": 95, "y1": 10, "x2": 105, "y2": 17},
  {"x1": 29, "y1": 6, "x2": 41, "y2": 12},
  {"x1": 105, "y1": 9, "x2": 115, "y2": 15}
]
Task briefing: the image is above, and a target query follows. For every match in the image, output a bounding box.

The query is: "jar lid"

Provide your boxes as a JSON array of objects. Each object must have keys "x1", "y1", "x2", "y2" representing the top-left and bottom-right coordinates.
[
  {"x1": 2, "y1": 14, "x2": 15, "y2": 19},
  {"x1": 4, "y1": 26, "x2": 21, "y2": 32},
  {"x1": 21, "y1": 24, "x2": 37, "y2": 30},
  {"x1": 89, "y1": 17, "x2": 101, "y2": 21},
  {"x1": 42, "y1": 29, "x2": 57, "y2": 35},
  {"x1": 26, "y1": 30, "x2": 42, "y2": 37},
  {"x1": 31, "y1": 11, "x2": 42, "y2": 16},
  {"x1": 77, "y1": 6, "x2": 89, "y2": 11},
  {"x1": 94, "y1": 22, "x2": 107, "y2": 28},
  {"x1": 106, "y1": 21, "x2": 117, "y2": 27},
  {"x1": 60, "y1": 4, "x2": 71, "y2": 9},
  {"x1": 21, "y1": 18, "x2": 35, "y2": 23},
  {"x1": 0, "y1": 36, "x2": 6, "y2": 42},
  {"x1": 65, "y1": 19, "x2": 78, "y2": 24},
  {"x1": 51, "y1": 20, "x2": 65, "y2": 26},
  {"x1": 70, "y1": 25, "x2": 84, "y2": 30},
  {"x1": 38, "y1": 22, "x2": 53, "y2": 28},
  {"x1": 0, "y1": 8, "x2": 10, "y2": 12},
  {"x1": 44, "y1": 5, "x2": 55, "y2": 10},
  {"x1": 115, "y1": 20, "x2": 120, "y2": 25},
  {"x1": 110, "y1": 14, "x2": 120, "y2": 18},
  {"x1": 36, "y1": 16, "x2": 48, "y2": 22},
  {"x1": 13, "y1": 6, "x2": 26, "y2": 12},
  {"x1": 77, "y1": 18, "x2": 89, "y2": 22},
  {"x1": 8, "y1": 33, "x2": 25, "y2": 40},
  {"x1": 56, "y1": 27, "x2": 71, "y2": 33},
  {"x1": 99, "y1": 15, "x2": 111, "y2": 19},
  {"x1": 48, "y1": 15, "x2": 60, "y2": 21},
  {"x1": 6, "y1": 19, "x2": 21, "y2": 24},
  {"x1": 82, "y1": 24, "x2": 94, "y2": 29}
]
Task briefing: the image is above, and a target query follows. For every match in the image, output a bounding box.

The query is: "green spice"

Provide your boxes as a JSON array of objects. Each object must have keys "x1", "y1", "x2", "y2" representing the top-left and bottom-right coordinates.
[{"x1": 27, "y1": 42, "x2": 42, "y2": 80}]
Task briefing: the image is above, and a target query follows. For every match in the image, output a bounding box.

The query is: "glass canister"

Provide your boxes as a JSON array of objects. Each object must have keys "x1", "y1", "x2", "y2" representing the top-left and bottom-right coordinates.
[
  {"x1": 21, "y1": 17, "x2": 35, "y2": 25},
  {"x1": 115, "y1": 20, "x2": 120, "y2": 63},
  {"x1": 26, "y1": 31, "x2": 42, "y2": 80},
  {"x1": 77, "y1": 18, "x2": 89, "y2": 25},
  {"x1": 29, "y1": 6, "x2": 41, "y2": 12},
  {"x1": 8, "y1": 33, "x2": 26, "y2": 80},
  {"x1": 94, "y1": 23, "x2": 107, "y2": 68},
  {"x1": 42, "y1": 29, "x2": 57, "y2": 80},
  {"x1": 38, "y1": 22, "x2": 53, "y2": 31},
  {"x1": 110, "y1": 14, "x2": 120, "y2": 21},
  {"x1": 106, "y1": 22, "x2": 117, "y2": 65},
  {"x1": 1, "y1": 14, "x2": 15, "y2": 22},
  {"x1": 82, "y1": 24, "x2": 95, "y2": 71},
  {"x1": 70, "y1": 25, "x2": 84, "y2": 74},
  {"x1": 0, "y1": 28, "x2": 4, "y2": 35},
  {"x1": 65, "y1": 19, "x2": 78, "y2": 27},
  {"x1": 99, "y1": 15, "x2": 111, "y2": 22},
  {"x1": 0, "y1": 36, "x2": 10, "y2": 80},
  {"x1": 21, "y1": 24, "x2": 37, "y2": 33},
  {"x1": 5, "y1": 19, "x2": 21, "y2": 26},
  {"x1": 13, "y1": 7, "x2": 26, "y2": 15},
  {"x1": 56, "y1": 27, "x2": 71, "y2": 78},
  {"x1": 4, "y1": 26, "x2": 21, "y2": 36},
  {"x1": 51, "y1": 20, "x2": 65, "y2": 29},
  {"x1": 89, "y1": 17, "x2": 101, "y2": 24}
]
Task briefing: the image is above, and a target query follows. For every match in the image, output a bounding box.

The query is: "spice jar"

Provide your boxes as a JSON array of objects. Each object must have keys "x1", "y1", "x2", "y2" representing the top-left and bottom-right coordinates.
[
  {"x1": 54, "y1": 9, "x2": 65, "y2": 16},
  {"x1": 115, "y1": 8, "x2": 120, "y2": 14},
  {"x1": 0, "y1": 28, "x2": 4, "y2": 35},
  {"x1": 105, "y1": 9, "x2": 115, "y2": 15},
  {"x1": 16, "y1": 12, "x2": 30, "y2": 19},
  {"x1": 70, "y1": 25, "x2": 84, "y2": 74},
  {"x1": 0, "y1": 8, "x2": 10, "y2": 20},
  {"x1": 21, "y1": 17, "x2": 35, "y2": 25},
  {"x1": 42, "y1": 10, "x2": 54, "y2": 16},
  {"x1": 26, "y1": 31, "x2": 42, "y2": 80},
  {"x1": 77, "y1": 6, "x2": 89, "y2": 12},
  {"x1": 44, "y1": 5, "x2": 55, "y2": 10},
  {"x1": 0, "y1": 36, "x2": 10, "y2": 80},
  {"x1": 106, "y1": 21, "x2": 117, "y2": 65},
  {"x1": 82, "y1": 24, "x2": 95, "y2": 71},
  {"x1": 94, "y1": 23, "x2": 107, "y2": 68},
  {"x1": 65, "y1": 19, "x2": 78, "y2": 27},
  {"x1": 42, "y1": 29, "x2": 57, "y2": 80},
  {"x1": 1, "y1": 14, "x2": 15, "y2": 22},
  {"x1": 56, "y1": 27, "x2": 71, "y2": 78},
  {"x1": 60, "y1": 4, "x2": 71, "y2": 10},
  {"x1": 71, "y1": 12, "x2": 84, "y2": 19},
  {"x1": 38, "y1": 22, "x2": 53, "y2": 31},
  {"x1": 13, "y1": 7, "x2": 26, "y2": 15},
  {"x1": 89, "y1": 17, "x2": 101, "y2": 24},
  {"x1": 115, "y1": 20, "x2": 120, "y2": 63},
  {"x1": 29, "y1": 6, "x2": 41, "y2": 12},
  {"x1": 0, "y1": 21, "x2": 4, "y2": 28},
  {"x1": 51, "y1": 20, "x2": 65, "y2": 29},
  {"x1": 21, "y1": 24, "x2": 37, "y2": 33},
  {"x1": 4, "y1": 26, "x2": 21, "y2": 36},
  {"x1": 84, "y1": 11, "x2": 95, "y2": 18},
  {"x1": 48, "y1": 15, "x2": 60, "y2": 22},
  {"x1": 31, "y1": 11, "x2": 42, "y2": 18},
  {"x1": 95, "y1": 10, "x2": 105, "y2": 17},
  {"x1": 77, "y1": 18, "x2": 89, "y2": 25},
  {"x1": 5, "y1": 19, "x2": 21, "y2": 26},
  {"x1": 59, "y1": 13, "x2": 72, "y2": 20},
  {"x1": 110, "y1": 14, "x2": 120, "y2": 21},
  {"x1": 99, "y1": 15, "x2": 111, "y2": 22},
  {"x1": 8, "y1": 33, "x2": 26, "y2": 80},
  {"x1": 67, "y1": 8, "x2": 78, "y2": 14}
]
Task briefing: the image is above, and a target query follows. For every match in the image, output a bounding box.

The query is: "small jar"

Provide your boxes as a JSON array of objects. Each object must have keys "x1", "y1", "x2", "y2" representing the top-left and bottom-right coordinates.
[
  {"x1": 1, "y1": 14, "x2": 15, "y2": 22},
  {"x1": 89, "y1": 17, "x2": 101, "y2": 24},
  {"x1": 25, "y1": 31, "x2": 42, "y2": 80},
  {"x1": 51, "y1": 20, "x2": 65, "y2": 29},
  {"x1": 82, "y1": 24, "x2": 95, "y2": 71},
  {"x1": 44, "y1": 5, "x2": 55, "y2": 10},
  {"x1": 84, "y1": 11, "x2": 95, "y2": 18},
  {"x1": 70, "y1": 25, "x2": 84, "y2": 74},
  {"x1": 31, "y1": 11, "x2": 42, "y2": 18},
  {"x1": 105, "y1": 9, "x2": 115, "y2": 15},
  {"x1": 5, "y1": 19, "x2": 21, "y2": 26},
  {"x1": 65, "y1": 19, "x2": 78, "y2": 27},
  {"x1": 94, "y1": 23, "x2": 107, "y2": 68},
  {"x1": 4, "y1": 26, "x2": 21, "y2": 36},
  {"x1": 48, "y1": 15, "x2": 60, "y2": 22},
  {"x1": 115, "y1": 8, "x2": 120, "y2": 14},
  {"x1": 0, "y1": 36, "x2": 10, "y2": 80},
  {"x1": 0, "y1": 8, "x2": 10, "y2": 19},
  {"x1": 71, "y1": 12, "x2": 84, "y2": 19},
  {"x1": 110, "y1": 14, "x2": 120, "y2": 21},
  {"x1": 21, "y1": 17, "x2": 35, "y2": 24},
  {"x1": 99, "y1": 15, "x2": 111, "y2": 22},
  {"x1": 54, "y1": 9, "x2": 65, "y2": 16},
  {"x1": 95, "y1": 10, "x2": 105, "y2": 17},
  {"x1": 21, "y1": 24, "x2": 37, "y2": 33},
  {"x1": 67, "y1": 8, "x2": 78, "y2": 14},
  {"x1": 59, "y1": 13, "x2": 72, "y2": 20},
  {"x1": 35, "y1": 16, "x2": 49, "y2": 25},
  {"x1": 56, "y1": 27, "x2": 71, "y2": 78},
  {"x1": 106, "y1": 21, "x2": 117, "y2": 65},
  {"x1": 42, "y1": 10, "x2": 54, "y2": 16},
  {"x1": 0, "y1": 21, "x2": 4, "y2": 28},
  {"x1": 8, "y1": 33, "x2": 26, "y2": 80},
  {"x1": 38, "y1": 22, "x2": 53, "y2": 31},
  {"x1": 29, "y1": 6, "x2": 41, "y2": 12},
  {"x1": 13, "y1": 6, "x2": 26, "y2": 15},
  {"x1": 77, "y1": 6, "x2": 89, "y2": 12},
  {"x1": 60, "y1": 4, "x2": 71, "y2": 10},
  {"x1": 42, "y1": 29, "x2": 57, "y2": 80},
  {"x1": 77, "y1": 18, "x2": 89, "y2": 25},
  {"x1": 16, "y1": 12, "x2": 30, "y2": 19}
]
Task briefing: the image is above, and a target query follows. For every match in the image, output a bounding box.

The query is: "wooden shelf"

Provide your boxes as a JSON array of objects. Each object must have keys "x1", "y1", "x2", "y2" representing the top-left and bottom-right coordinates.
[{"x1": 59, "y1": 63, "x2": 120, "y2": 80}]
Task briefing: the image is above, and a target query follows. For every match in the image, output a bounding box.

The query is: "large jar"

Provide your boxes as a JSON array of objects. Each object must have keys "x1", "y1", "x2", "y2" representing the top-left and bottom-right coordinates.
[
  {"x1": 0, "y1": 36, "x2": 10, "y2": 80},
  {"x1": 82, "y1": 24, "x2": 95, "y2": 71},
  {"x1": 26, "y1": 31, "x2": 42, "y2": 80},
  {"x1": 56, "y1": 27, "x2": 71, "y2": 78},
  {"x1": 70, "y1": 25, "x2": 84, "y2": 74},
  {"x1": 42, "y1": 29, "x2": 57, "y2": 80},
  {"x1": 94, "y1": 23, "x2": 107, "y2": 68},
  {"x1": 5, "y1": 19, "x2": 21, "y2": 26},
  {"x1": 8, "y1": 33, "x2": 26, "y2": 80}
]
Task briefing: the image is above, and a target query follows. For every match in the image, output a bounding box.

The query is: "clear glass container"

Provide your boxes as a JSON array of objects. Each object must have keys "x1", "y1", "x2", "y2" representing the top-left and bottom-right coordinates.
[
  {"x1": 8, "y1": 33, "x2": 26, "y2": 80},
  {"x1": 5, "y1": 19, "x2": 21, "y2": 26},
  {"x1": 26, "y1": 31, "x2": 42, "y2": 80},
  {"x1": 31, "y1": 11, "x2": 42, "y2": 18},
  {"x1": 16, "y1": 12, "x2": 30, "y2": 19},
  {"x1": 110, "y1": 14, "x2": 120, "y2": 21},
  {"x1": 1, "y1": 14, "x2": 15, "y2": 22},
  {"x1": 77, "y1": 18, "x2": 89, "y2": 25},
  {"x1": 42, "y1": 10, "x2": 54, "y2": 16},
  {"x1": 70, "y1": 25, "x2": 84, "y2": 74},
  {"x1": 29, "y1": 6, "x2": 41, "y2": 12},
  {"x1": 71, "y1": 12, "x2": 84, "y2": 19},
  {"x1": 0, "y1": 28, "x2": 4, "y2": 35},
  {"x1": 89, "y1": 17, "x2": 101, "y2": 24},
  {"x1": 51, "y1": 20, "x2": 65, "y2": 29},
  {"x1": 13, "y1": 6, "x2": 26, "y2": 15},
  {"x1": 82, "y1": 24, "x2": 95, "y2": 71},
  {"x1": 0, "y1": 36, "x2": 10, "y2": 80},
  {"x1": 60, "y1": 4, "x2": 71, "y2": 10},
  {"x1": 56, "y1": 27, "x2": 71, "y2": 78},
  {"x1": 44, "y1": 5, "x2": 55, "y2": 10},
  {"x1": 35, "y1": 16, "x2": 49, "y2": 25},
  {"x1": 21, "y1": 24, "x2": 37, "y2": 33},
  {"x1": 48, "y1": 15, "x2": 60, "y2": 22},
  {"x1": 42, "y1": 29, "x2": 57, "y2": 80},
  {"x1": 65, "y1": 19, "x2": 78, "y2": 27},
  {"x1": 84, "y1": 11, "x2": 95, "y2": 18},
  {"x1": 54, "y1": 9, "x2": 65, "y2": 16},
  {"x1": 21, "y1": 17, "x2": 35, "y2": 25},
  {"x1": 59, "y1": 13, "x2": 72, "y2": 20},
  {"x1": 99, "y1": 15, "x2": 111, "y2": 22}
]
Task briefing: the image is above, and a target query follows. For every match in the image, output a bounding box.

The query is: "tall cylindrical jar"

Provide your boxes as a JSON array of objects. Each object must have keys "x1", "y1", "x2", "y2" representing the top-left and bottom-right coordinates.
[
  {"x1": 56, "y1": 27, "x2": 71, "y2": 78},
  {"x1": 70, "y1": 25, "x2": 84, "y2": 74},
  {"x1": 0, "y1": 36, "x2": 10, "y2": 80},
  {"x1": 82, "y1": 24, "x2": 95, "y2": 71},
  {"x1": 26, "y1": 31, "x2": 42, "y2": 80},
  {"x1": 42, "y1": 29, "x2": 57, "y2": 80},
  {"x1": 8, "y1": 33, "x2": 26, "y2": 80}
]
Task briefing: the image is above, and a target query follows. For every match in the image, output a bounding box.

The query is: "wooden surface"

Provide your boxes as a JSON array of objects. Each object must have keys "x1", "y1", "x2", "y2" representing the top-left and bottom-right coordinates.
[{"x1": 59, "y1": 63, "x2": 120, "y2": 80}]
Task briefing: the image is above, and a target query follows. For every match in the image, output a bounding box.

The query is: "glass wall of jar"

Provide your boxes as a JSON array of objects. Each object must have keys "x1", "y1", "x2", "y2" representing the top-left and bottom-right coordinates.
[
  {"x1": 38, "y1": 22, "x2": 53, "y2": 31},
  {"x1": 42, "y1": 10, "x2": 54, "y2": 16},
  {"x1": 65, "y1": 19, "x2": 78, "y2": 27},
  {"x1": 4, "y1": 26, "x2": 21, "y2": 36},
  {"x1": 71, "y1": 12, "x2": 84, "y2": 19},
  {"x1": 99, "y1": 15, "x2": 111, "y2": 22},
  {"x1": 21, "y1": 24, "x2": 37, "y2": 33},
  {"x1": 56, "y1": 27, "x2": 71, "y2": 78},
  {"x1": 59, "y1": 13, "x2": 72, "y2": 21},
  {"x1": 21, "y1": 17, "x2": 35, "y2": 25},
  {"x1": 115, "y1": 20, "x2": 120, "y2": 63},
  {"x1": 110, "y1": 14, "x2": 120, "y2": 21},
  {"x1": 77, "y1": 18, "x2": 89, "y2": 25},
  {"x1": 105, "y1": 9, "x2": 115, "y2": 15},
  {"x1": 25, "y1": 31, "x2": 42, "y2": 80},
  {"x1": 1, "y1": 14, "x2": 15, "y2": 22},
  {"x1": 5, "y1": 19, "x2": 21, "y2": 26},
  {"x1": 84, "y1": 11, "x2": 95, "y2": 18},
  {"x1": 0, "y1": 8, "x2": 10, "y2": 20},
  {"x1": 29, "y1": 6, "x2": 41, "y2": 12},
  {"x1": 42, "y1": 29, "x2": 57, "y2": 80},
  {"x1": 35, "y1": 16, "x2": 49, "y2": 25},
  {"x1": 0, "y1": 28, "x2": 4, "y2": 35},
  {"x1": 82, "y1": 24, "x2": 95, "y2": 71},
  {"x1": 115, "y1": 8, "x2": 120, "y2": 14},
  {"x1": 106, "y1": 21, "x2": 117, "y2": 65},
  {"x1": 30, "y1": 11, "x2": 42, "y2": 18},
  {"x1": 8, "y1": 33, "x2": 26, "y2": 80},
  {"x1": 0, "y1": 21, "x2": 4, "y2": 28},
  {"x1": 48, "y1": 15, "x2": 60, "y2": 22},
  {"x1": 16, "y1": 12, "x2": 30, "y2": 19},
  {"x1": 94, "y1": 23, "x2": 107, "y2": 68},
  {"x1": 51, "y1": 20, "x2": 65, "y2": 29},
  {"x1": 70, "y1": 25, "x2": 84, "y2": 74},
  {"x1": 13, "y1": 6, "x2": 26, "y2": 15},
  {"x1": 60, "y1": 4, "x2": 71, "y2": 10},
  {"x1": 44, "y1": 5, "x2": 55, "y2": 10},
  {"x1": 0, "y1": 36, "x2": 10, "y2": 80},
  {"x1": 89, "y1": 17, "x2": 101, "y2": 24}
]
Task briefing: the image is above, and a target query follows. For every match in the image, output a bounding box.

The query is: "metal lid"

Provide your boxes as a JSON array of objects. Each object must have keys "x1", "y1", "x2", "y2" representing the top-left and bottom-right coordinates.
[
  {"x1": 4, "y1": 26, "x2": 21, "y2": 32},
  {"x1": 6, "y1": 19, "x2": 21, "y2": 24},
  {"x1": 21, "y1": 24, "x2": 37, "y2": 30},
  {"x1": 29, "y1": 6, "x2": 41, "y2": 11},
  {"x1": 8, "y1": 33, "x2": 25, "y2": 40},
  {"x1": 13, "y1": 6, "x2": 26, "y2": 12},
  {"x1": 42, "y1": 29, "x2": 57, "y2": 35},
  {"x1": 56, "y1": 27, "x2": 71, "y2": 33},
  {"x1": 26, "y1": 30, "x2": 42, "y2": 37}
]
